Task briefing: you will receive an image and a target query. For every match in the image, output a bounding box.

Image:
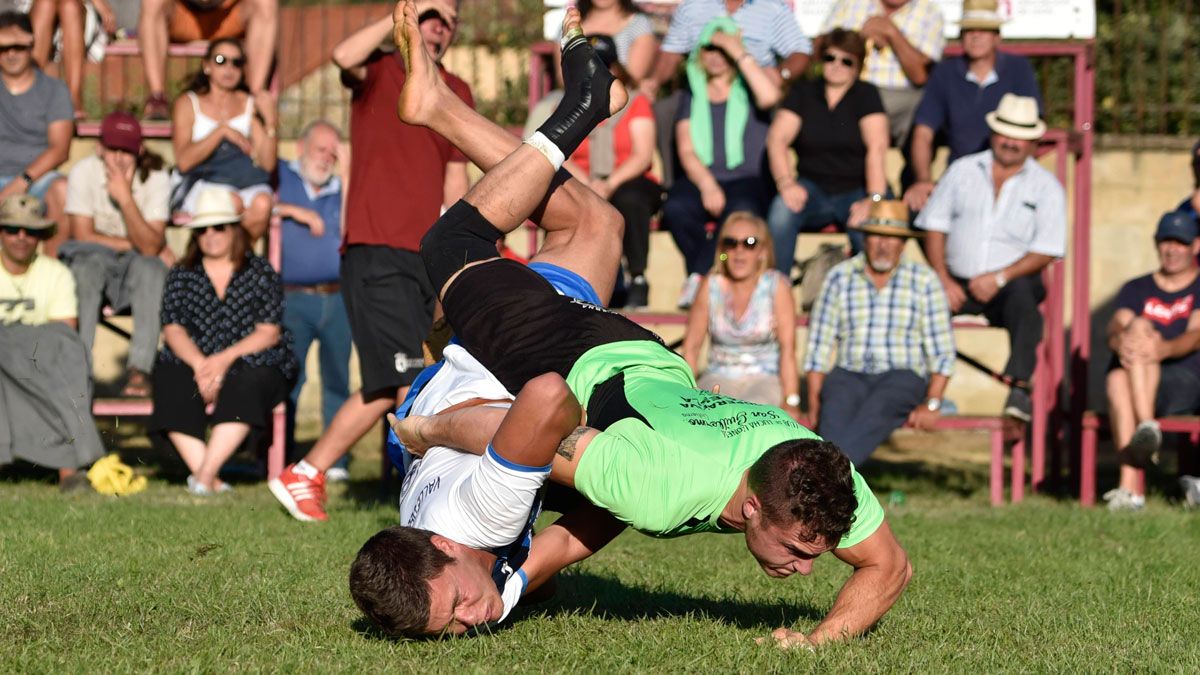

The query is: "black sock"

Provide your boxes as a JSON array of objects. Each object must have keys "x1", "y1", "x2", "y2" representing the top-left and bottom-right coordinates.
[{"x1": 535, "y1": 32, "x2": 614, "y2": 158}]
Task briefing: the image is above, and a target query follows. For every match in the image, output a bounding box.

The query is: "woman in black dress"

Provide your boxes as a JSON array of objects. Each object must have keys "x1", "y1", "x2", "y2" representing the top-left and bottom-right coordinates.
[{"x1": 151, "y1": 188, "x2": 295, "y2": 495}]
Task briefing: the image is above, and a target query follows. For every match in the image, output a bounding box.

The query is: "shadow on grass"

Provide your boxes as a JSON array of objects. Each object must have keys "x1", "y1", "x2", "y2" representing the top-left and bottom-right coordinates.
[
  {"x1": 520, "y1": 570, "x2": 826, "y2": 630},
  {"x1": 858, "y1": 459, "x2": 983, "y2": 499}
]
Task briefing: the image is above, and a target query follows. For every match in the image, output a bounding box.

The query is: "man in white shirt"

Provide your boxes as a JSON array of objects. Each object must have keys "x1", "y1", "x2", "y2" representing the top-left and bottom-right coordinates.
[{"x1": 915, "y1": 93, "x2": 1065, "y2": 424}]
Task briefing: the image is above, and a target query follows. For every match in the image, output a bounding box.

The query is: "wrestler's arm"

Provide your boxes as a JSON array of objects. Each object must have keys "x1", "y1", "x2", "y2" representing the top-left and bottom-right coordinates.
[
  {"x1": 473, "y1": 373, "x2": 581, "y2": 468},
  {"x1": 770, "y1": 521, "x2": 912, "y2": 647},
  {"x1": 520, "y1": 503, "x2": 627, "y2": 594},
  {"x1": 392, "y1": 395, "x2": 599, "y2": 482}
]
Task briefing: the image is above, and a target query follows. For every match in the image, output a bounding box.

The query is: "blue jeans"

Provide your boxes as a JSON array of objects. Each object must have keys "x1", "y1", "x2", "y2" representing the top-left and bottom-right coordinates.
[
  {"x1": 768, "y1": 178, "x2": 869, "y2": 275},
  {"x1": 0, "y1": 171, "x2": 64, "y2": 200},
  {"x1": 283, "y1": 289, "x2": 352, "y2": 467},
  {"x1": 662, "y1": 175, "x2": 768, "y2": 276}
]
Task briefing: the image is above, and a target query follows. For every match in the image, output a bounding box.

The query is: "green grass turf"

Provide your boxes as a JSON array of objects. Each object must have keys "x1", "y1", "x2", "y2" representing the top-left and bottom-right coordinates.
[{"x1": 3, "y1": 451, "x2": 1200, "y2": 673}]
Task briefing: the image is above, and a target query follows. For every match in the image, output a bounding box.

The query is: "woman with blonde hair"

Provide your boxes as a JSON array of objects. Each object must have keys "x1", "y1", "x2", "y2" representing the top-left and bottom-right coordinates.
[{"x1": 681, "y1": 211, "x2": 800, "y2": 417}]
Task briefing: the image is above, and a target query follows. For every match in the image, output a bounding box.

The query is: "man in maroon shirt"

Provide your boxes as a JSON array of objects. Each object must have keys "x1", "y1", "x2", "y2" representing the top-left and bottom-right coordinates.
[{"x1": 270, "y1": 0, "x2": 473, "y2": 522}]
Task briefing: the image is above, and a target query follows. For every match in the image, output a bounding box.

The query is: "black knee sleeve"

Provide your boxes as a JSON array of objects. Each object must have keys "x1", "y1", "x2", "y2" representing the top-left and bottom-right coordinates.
[{"x1": 420, "y1": 201, "x2": 505, "y2": 294}]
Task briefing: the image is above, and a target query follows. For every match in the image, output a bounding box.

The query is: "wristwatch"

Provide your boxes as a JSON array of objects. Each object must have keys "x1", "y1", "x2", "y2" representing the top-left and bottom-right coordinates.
[
  {"x1": 995, "y1": 271, "x2": 1008, "y2": 289},
  {"x1": 785, "y1": 394, "x2": 801, "y2": 407},
  {"x1": 870, "y1": 192, "x2": 885, "y2": 203},
  {"x1": 924, "y1": 397, "x2": 942, "y2": 412},
  {"x1": 20, "y1": 171, "x2": 34, "y2": 185}
]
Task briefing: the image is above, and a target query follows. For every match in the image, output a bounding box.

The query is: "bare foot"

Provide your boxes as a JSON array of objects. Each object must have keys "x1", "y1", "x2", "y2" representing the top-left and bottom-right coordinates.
[{"x1": 394, "y1": 0, "x2": 450, "y2": 125}]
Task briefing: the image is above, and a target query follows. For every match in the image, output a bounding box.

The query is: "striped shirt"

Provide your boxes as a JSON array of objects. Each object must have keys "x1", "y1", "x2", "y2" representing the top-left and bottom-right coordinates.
[
  {"x1": 915, "y1": 150, "x2": 1067, "y2": 279},
  {"x1": 803, "y1": 254, "x2": 955, "y2": 378},
  {"x1": 821, "y1": 0, "x2": 945, "y2": 90},
  {"x1": 661, "y1": 0, "x2": 812, "y2": 65}
]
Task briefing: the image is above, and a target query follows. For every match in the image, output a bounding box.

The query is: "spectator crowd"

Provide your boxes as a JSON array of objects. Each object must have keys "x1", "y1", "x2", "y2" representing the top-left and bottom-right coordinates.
[{"x1": 1, "y1": 0, "x2": 1198, "y2": 512}]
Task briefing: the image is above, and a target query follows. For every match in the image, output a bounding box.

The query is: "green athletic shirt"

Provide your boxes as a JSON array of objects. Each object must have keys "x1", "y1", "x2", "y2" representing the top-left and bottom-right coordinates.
[{"x1": 567, "y1": 342, "x2": 884, "y2": 549}]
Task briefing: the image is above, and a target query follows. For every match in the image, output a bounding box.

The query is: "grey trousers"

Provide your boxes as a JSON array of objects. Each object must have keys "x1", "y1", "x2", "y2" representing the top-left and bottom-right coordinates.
[
  {"x1": 817, "y1": 367, "x2": 927, "y2": 465},
  {"x1": 876, "y1": 85, "x2": 925, "y2": 148},
  {"x1": 69, "y1": 249, "x2": 167, "y2": 373}
]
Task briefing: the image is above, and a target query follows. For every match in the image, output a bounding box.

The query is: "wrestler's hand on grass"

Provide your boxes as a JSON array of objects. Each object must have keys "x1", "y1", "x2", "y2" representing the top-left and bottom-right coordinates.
[
  {"x1": 755, "y1": 628, "x2": 815, "y2": 651},
  {"x1": 388, "y1": 412, "x2": 432, "y2": 456}
]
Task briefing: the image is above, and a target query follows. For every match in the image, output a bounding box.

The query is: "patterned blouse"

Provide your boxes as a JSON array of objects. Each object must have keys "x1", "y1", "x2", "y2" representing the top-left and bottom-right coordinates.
[
  {"x1": 158, "y1": 253, "x2": 297, "y2": 380},
  {"x1": 705, "y1": 270, "x2": 784, "y2": 379}
]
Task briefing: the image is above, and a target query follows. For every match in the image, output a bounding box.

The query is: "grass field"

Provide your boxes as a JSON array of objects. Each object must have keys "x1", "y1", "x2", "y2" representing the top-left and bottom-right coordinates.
[{"x1": 3, "y1": 431, "x2": 1200, "y2": 673}]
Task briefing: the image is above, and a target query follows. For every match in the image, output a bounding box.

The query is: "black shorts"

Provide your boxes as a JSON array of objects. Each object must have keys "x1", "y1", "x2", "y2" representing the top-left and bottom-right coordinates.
[
  {"x1": 149, "y1": 361, "x2": 290, "y2": 440},
  {"x1": 442, "y1": 258, "x2": 663, "y2": 395},
  {"x1": 341, "y1": 245, "x2": 435, "y2": 394}
]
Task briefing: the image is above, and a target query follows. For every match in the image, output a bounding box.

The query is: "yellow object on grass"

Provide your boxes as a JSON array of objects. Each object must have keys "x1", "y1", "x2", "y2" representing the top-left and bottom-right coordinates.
[{"x1": 87, "y1": 454, "x2": 148, "y2": 496}]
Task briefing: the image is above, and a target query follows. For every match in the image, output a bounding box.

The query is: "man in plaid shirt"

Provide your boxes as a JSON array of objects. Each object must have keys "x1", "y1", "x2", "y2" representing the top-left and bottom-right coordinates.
[{"x1": 804, "y1": 199, "x2": 955, "y2": 465}]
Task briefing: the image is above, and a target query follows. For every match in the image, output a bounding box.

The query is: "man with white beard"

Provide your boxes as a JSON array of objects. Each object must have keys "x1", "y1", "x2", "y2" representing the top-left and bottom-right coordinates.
[
  {"x1": 274, "y1": 120, "x2": 354, "y2": 476},
  {"x1": 802, "y1": 198, "x2": 955, "y2": 465}
]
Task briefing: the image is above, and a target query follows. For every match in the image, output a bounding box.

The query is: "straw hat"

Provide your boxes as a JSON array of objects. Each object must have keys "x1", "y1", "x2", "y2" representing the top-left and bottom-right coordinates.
[
  {"x1": 855, "y1": 199, "x2": 922, "y2": 238},
  {"x1": 959, "y1": 0, "x2": 1006, "y2": 31},
  {"x1": 985, "y1": 93, "x2": 1046, "y2": 141},
  {"x1": 181, "y1": 188, "x2": 242, "y2": 228},
  {"x1": 0, "y1": 194, "x2": 54, "y2": 230}
]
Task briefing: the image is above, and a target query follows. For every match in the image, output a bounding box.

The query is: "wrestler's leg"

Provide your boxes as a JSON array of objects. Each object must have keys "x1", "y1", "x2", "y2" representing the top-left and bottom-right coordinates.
[{"x1": 395, "y1": 0, "x2": 625, "y2": 299}]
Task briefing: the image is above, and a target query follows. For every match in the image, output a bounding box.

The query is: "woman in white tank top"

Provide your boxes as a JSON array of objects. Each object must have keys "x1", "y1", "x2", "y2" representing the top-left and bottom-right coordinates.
[{"x1": 171, "y1": 38, "x2": 276, "y2": 240}]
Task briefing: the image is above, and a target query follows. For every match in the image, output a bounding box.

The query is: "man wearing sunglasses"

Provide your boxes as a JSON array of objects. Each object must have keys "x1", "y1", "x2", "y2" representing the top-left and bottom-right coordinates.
[
  {"x1": 0, "y1": 194, "x2": 104, "y2": 490},
  {"x1": 819, "y1": 0, "x2": 945, "y2": 148},
  {"x1": 0, "y1": 12, "x2": 72, "y2": 257}
]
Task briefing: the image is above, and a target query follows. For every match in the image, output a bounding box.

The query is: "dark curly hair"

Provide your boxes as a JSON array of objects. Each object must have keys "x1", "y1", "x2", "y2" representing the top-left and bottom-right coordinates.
[
  {"x1": 747, "y1": 438, "x2": 857, "y2": 545},
  {"x1": 349, "y1": 526, "x2": 453, "y2": 638}
]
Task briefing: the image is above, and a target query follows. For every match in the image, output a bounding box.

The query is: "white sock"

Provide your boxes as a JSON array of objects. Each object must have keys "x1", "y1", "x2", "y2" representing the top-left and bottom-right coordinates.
[
  {"x1": 294, "y1": 460, "x2": 321, "y2": 479},
  {"x1": 523, "y1": 131, "x2": 566, "y2": 170}
]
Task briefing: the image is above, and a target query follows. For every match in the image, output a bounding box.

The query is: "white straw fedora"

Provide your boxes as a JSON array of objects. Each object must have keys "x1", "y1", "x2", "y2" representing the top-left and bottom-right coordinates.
[
  {"x1": 182, "y1": 188, "x2": 242, "y2": 228},
  {"x1": 959, "y1": 0, "x2": 1006, "y2": 32},
  {"x1": 985, "y1": 93, "x2": 1046, "y2": 141}
]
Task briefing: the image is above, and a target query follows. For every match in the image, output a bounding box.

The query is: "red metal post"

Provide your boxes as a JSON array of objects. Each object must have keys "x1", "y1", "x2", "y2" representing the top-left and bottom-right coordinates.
[
  {"x1": 991, "y1": 429, "x2": 1004, "y2": 506},
  {"x1": 1080, "y1": 422, "x2": 1096, "y2": 506},
  {"x1": 1070, "y1": 43, "x2": 1096, "y2": 503}
]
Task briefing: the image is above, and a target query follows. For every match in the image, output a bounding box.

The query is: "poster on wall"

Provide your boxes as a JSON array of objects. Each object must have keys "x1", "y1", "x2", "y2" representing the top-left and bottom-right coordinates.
[
  {"x1": 546, "y1": 1, "x2": 1096, "y2": 42},
  {"x1": 792, "y1": 0, "x2": 1095, "y2": 40}
]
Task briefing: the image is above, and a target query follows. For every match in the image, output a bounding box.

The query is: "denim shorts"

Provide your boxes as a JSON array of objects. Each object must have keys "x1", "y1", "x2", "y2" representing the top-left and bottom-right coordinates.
[{"x1": 0, "y1": 171, "x2": 64, "y2": 201}]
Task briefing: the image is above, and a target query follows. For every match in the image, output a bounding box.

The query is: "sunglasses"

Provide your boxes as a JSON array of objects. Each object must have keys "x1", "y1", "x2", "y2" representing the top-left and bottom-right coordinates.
[
  {"x1": 0, "y1": 225, "x2": 46, "y2": 238},
  {"x1": 195, "y1": 223, "x2": 230, "y2": 234},
  {"x1": 719, "y1": 235, "x2": 759, "y2": 251},
  {"x1": 212, "y1": 53, "x2": 246, "y2": 68},
  {"x1": 0, "y1": 43, "x2": 31, "y2": 55},
  {"x1": 822, "y1": 53, "x2": 857, "y2": 68}
]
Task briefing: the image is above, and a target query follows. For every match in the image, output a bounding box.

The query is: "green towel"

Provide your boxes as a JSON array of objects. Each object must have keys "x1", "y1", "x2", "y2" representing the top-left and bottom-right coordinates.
[{"x1": 687, "y1": 17, "x2": 751, "y2": 170}]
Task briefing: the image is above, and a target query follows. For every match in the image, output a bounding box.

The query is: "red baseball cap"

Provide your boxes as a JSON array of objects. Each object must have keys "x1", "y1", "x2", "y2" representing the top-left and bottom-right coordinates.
[{"x1": 99, "y1": 111, "x2": 142, "y2": 154}]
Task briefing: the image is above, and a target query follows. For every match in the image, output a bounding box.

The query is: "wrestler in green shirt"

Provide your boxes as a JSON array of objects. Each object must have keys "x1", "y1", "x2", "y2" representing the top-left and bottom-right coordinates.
[{"x1": 570, "y1": 368, "x2": 884, "y2": 548}]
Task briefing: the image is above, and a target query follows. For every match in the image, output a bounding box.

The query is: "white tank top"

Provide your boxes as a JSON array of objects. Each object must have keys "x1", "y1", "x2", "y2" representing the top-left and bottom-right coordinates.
[{"x1": 187, "y1": 91, "x2": 254, "y2": 142}]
